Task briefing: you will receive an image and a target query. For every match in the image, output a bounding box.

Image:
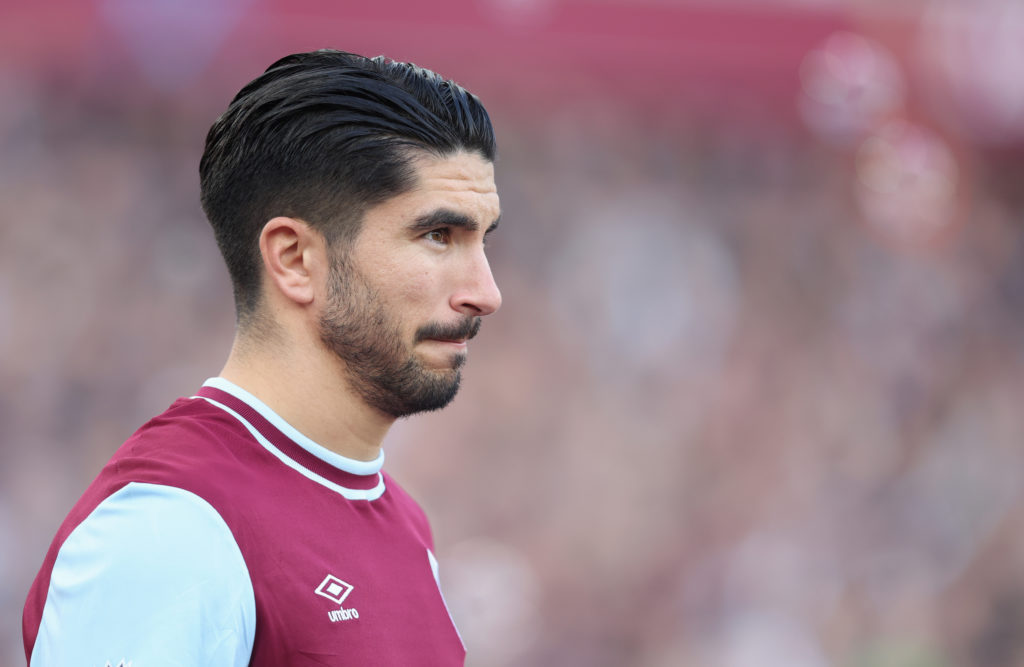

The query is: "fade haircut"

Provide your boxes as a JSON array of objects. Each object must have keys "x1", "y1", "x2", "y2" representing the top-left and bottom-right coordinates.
[{"x1": 199, "y1": 49, "x2": 496, "y2": 324}]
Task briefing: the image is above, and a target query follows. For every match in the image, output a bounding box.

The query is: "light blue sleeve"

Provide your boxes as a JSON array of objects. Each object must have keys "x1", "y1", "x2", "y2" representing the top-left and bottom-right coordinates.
[{"x1": 30, "y1": 482, "x2": 256, "y2": 667}]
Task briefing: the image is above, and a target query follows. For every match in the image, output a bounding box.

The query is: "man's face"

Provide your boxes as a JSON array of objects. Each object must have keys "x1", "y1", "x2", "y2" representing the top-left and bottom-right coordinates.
[{"x1": 318, "y1": 150, "x2": 502, "y2": 418}]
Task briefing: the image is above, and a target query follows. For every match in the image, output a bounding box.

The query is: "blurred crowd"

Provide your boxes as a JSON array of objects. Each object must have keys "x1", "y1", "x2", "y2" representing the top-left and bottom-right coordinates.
[{"x1": 4, "y1": 12, "x2": 1024, "y2": 667}]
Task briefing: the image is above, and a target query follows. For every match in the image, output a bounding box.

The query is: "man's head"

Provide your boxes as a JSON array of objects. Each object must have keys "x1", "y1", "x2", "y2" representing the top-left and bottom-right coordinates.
[
  {"x1": 316, "y1": 150, "x2": 501, "y2": 417},
  {"x1": 199, "y1": 49, "x2": 496, "y2": 322},
  {"x1": 200, "y1": 50, "x2": 501, "y2": 418}
]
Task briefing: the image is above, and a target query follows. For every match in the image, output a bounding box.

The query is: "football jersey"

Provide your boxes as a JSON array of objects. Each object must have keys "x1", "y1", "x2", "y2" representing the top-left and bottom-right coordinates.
[{"x1": 23, "y1": 377, "x2": 465, "y2": 666}]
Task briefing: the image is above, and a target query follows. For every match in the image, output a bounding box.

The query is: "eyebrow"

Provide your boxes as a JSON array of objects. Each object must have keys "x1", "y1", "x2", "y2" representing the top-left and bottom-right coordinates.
[{"x1": 409, "y1": 209, "x2": 501, "y2": 235}]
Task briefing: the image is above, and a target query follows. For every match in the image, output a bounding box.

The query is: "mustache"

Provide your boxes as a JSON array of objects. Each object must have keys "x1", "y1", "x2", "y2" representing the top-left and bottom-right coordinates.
[{"x1": 415, "y1": 317, "x2": 482, "y2": 343}]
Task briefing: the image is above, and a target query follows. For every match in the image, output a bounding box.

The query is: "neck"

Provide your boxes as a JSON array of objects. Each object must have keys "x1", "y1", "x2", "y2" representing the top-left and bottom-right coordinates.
[{"x1": 218, "y1": 329, "x2": 394, "y2": 462}]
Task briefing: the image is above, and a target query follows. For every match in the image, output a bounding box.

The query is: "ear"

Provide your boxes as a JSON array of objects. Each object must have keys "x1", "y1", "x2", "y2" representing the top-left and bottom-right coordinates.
[{"x1": 258, "y1": 217, "x2": 324, "y2": 307}]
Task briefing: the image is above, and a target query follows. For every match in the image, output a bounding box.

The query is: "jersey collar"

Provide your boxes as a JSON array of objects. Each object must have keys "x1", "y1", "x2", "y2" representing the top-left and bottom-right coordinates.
[{"x1": 194, "y1": 377, "x2": 386, "y2": 500}]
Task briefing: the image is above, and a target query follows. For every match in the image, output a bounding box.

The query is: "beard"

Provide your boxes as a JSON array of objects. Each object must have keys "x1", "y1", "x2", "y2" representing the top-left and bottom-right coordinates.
[{"x1": 317, "y1": 255, "x2": 481, "y2": 418}]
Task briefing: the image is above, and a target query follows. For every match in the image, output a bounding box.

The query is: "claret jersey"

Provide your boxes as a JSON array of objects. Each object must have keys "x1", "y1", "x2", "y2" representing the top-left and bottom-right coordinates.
[{"x1": 23, "y1": 378, "x2": 465, "y2": 666}]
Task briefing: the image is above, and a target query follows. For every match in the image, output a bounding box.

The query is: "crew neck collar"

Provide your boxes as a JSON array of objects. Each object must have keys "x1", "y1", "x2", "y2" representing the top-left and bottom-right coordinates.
[{"x1": 193, "y1": 377, "x2": 386, "y2": 500}]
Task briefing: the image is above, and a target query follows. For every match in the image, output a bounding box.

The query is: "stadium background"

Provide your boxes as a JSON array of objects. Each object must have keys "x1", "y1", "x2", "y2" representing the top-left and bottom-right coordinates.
[{"x1": 3, "y1": 0, "x2": 1024, "y2": 664}]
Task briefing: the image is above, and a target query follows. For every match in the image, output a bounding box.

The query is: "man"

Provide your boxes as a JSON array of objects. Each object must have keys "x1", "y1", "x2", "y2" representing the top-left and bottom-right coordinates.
[{"x1": 23, "y1": 49, "x2": 501, "y2": 665}]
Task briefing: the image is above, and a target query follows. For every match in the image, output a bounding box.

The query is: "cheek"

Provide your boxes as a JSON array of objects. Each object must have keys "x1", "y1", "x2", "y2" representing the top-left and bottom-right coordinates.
[
  {"x1": 380, "y1": 263, "x2": 439, "y2": 312},
  {"x1": 360, "y1": 248, "x2": 449, "y2": 318},
  {"x1": 398, "y1": 281, "x2": 431, "y2": 311}
]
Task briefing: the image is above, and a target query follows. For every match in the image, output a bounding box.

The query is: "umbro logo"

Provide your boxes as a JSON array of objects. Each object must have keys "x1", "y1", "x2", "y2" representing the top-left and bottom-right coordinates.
[
  {"x1": 315, "y1": 574, "x2": 360, "y2": 622},
  {"x1": 315, "y1": 574, "x2": 353, "y2": 605}
]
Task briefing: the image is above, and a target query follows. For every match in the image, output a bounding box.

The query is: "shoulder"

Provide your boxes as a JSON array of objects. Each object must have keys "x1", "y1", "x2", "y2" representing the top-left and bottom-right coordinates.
[
  {"x1": 107, "y1": 396, "x2": 270, "y2": 500},
  {"x1": 118, "y1": 395, "x2": 246, "y2": 461}
]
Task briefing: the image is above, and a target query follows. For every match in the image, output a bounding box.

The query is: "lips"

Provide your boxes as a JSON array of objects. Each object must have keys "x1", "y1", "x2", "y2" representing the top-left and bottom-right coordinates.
[{"x1": 428, "y1": 338, "x2": 468, "y2": 347}]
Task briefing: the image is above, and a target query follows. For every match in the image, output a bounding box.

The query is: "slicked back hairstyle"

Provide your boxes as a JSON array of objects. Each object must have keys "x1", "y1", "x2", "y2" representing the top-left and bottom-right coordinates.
[{"x1": 199, "y1": 49, "x2": 496, "y2": 324}]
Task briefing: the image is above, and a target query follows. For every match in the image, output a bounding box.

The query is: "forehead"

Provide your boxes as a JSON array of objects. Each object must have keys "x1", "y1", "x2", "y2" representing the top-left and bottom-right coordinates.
[
  {"x1": 369, "y1": 150, "x2": 500, "y2": 225},
  {"x1": 411, "y1": 149, "x2": 496, "y2": 191}
]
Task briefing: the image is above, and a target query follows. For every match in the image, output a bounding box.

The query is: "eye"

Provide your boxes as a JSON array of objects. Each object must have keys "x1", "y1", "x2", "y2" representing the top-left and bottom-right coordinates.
[{"x1": 424, "y1": 228, "x2": 451, "y2": 244}]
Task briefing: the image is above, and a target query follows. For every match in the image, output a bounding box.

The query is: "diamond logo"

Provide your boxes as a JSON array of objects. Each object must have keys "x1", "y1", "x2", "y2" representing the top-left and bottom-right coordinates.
[{"x1": 315, "y1": 574, "x2": 354, "y2": 606}]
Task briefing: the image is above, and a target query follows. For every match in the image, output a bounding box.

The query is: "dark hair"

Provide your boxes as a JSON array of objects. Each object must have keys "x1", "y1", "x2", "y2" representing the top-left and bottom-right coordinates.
[{"x1": 199, "y1": 49, "x2": 496, "y2": 322}]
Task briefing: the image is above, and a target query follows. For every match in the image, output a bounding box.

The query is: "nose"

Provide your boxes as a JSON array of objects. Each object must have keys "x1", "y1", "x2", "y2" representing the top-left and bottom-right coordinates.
[{"x1": 451, "y1": 251, "x2": 502, "y2": 317}]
